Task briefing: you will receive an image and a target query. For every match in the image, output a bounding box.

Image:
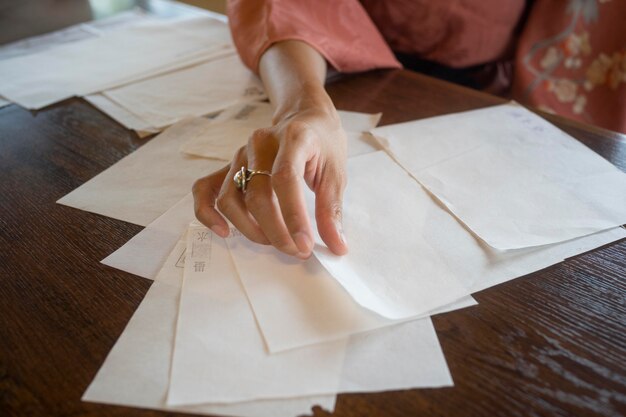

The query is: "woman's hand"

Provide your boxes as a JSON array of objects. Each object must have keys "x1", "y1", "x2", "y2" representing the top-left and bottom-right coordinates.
[
  {"x1": 193, "y1": 40, "x2": 348, "y2": 259},
  {"x1": 193, "y1": 104, "x2": 348, "y2": 259}
]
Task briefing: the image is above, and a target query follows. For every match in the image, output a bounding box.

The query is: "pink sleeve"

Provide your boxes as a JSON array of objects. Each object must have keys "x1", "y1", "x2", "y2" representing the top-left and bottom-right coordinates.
[{"x1": 227, "y1": 0, "x2": 401, "y2": 74}]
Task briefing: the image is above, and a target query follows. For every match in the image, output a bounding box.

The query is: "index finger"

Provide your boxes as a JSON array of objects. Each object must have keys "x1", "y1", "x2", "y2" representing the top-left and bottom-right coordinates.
[{"x1": 192, "y1": 165, "x2": 231, "y2": 237}]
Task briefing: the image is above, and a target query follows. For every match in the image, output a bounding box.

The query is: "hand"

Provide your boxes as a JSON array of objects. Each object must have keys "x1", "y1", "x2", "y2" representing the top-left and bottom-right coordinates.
[{"x1": 193, "y1": 105, "x2": 348, "y2": 259}]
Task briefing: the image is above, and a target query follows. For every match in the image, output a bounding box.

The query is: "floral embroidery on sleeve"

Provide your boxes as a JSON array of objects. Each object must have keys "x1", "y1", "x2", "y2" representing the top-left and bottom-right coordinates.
[{"x1": 515, "y1": 0, "x2": 625, "y2": 132}]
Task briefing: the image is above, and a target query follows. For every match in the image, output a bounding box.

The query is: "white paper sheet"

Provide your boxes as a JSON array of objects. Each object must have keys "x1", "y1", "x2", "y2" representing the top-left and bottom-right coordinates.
[
  {"x1": 309, "y1": 151, "x2": 473, "y2": 319},
  {"x1": 0, "y1": 9, "x2": 151, "y2": 60},
  {"x1": 84, "y1": 93, "x2": 159, "y2": 136},
  {"x1": 172, "y1": 228, "x2": 456, "y2": 404},
  {"x1": 0, "y1": 16, "x2": 234, "y2": 109},
  {"x1": 84, "y1": 240, "x2": 337, "y2": 417},
  {"x1": 227, "y1": 234, "x2": 476, "y2": 352},
  {"x1": 101, "y1": 193, "x2": 194, "y2": 280},
  {"x1": 57, "y1": 118, "x2": 223, "y2": 227},
  {"x1": 339, "y1": 319, "x2": 453, "y2": 393},
  {"x1": 180, "y1": 102, "x2": 382, "y2": 160},
  {"x1": 375, "y1": 103, "x2": 626, "y2": 250},
  {"x1": 102, "y1": 53, "x2": 266, "y2": 129},
  {"x1": 88, "y1": 234, "x2": 459, "y2": 415},
  {"x1": 230, "y1": 151, "x2": 626, "y2": 351},
  {"x1": 168, "y1": 225, "x2": 346, "y2": 405}
]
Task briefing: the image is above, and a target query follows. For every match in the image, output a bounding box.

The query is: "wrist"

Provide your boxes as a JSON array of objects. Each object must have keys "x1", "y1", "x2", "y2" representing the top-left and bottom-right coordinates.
[{"x1": 272, "y1": 84, "x2": 338, "y2": 126}]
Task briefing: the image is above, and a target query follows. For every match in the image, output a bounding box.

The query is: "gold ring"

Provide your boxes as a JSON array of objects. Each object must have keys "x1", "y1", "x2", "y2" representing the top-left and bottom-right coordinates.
[{"x1": 233, "y1": 167, "x2": 272, "y2": 192}]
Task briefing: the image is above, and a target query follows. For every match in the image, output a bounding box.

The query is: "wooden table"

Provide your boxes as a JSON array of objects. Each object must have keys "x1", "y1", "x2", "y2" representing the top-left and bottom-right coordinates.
[{"x1": 1, "y1": 3, "x2": 625, "y2": 417}]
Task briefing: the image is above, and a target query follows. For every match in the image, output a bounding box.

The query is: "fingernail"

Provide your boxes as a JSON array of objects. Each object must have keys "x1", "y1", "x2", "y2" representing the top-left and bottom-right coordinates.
[
  {"x1": 296, "y1": 251, "x2": 312, "y2": 261},
  {"x1": 335, "y1": 221, "x2": 347, "y2": 245},
  {"x1": 292, "y1": 232, "x2": 312, "y2": 255},
  {"x1": 211, "y1": 225, "x2": 229, "y2": 237}
]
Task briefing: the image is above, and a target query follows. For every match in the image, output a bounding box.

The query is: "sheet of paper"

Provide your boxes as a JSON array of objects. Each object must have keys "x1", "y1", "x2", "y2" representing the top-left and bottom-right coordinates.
[
  {"x1": 230, "y1": 151, "x2": 626, "y2": 350},
  {"x1": 0, "y1": 96, "x2": 9, "y2": 108},
  {"x1": 0, "y1": 9, "x2": 151, "y2": 60},
  {"x1": 57, "y1": 118, "x2": 223, "y2": 227},
  {"x1": 88, "y1": 234, "x2": 458, "y2": 415},
  {"x1": 312, "y1": 151, "x2": 473, "y2": 319},
  {"x1": 101, "y1": 193, "x2": 194, "y2": 280},
  {"x1": 227, "y1": 234, "x2": 476, "y2": 352},
  {"x1": 177, "y1": 229, "x2": 456, "y2": 402},
  {"x1": 374, "y1": 103, "x2": 626, "y2": 250},
  {"x1": 102, "y1": 53, "x2": 266, "y2": 129},
  {"x1": 0, "y1": 16, "x2": 234, "y2": 109},
  {"x1": 168, "y1": 225, "x2": 346, "y2": 405},
  {"x1": 84, "y1": 93, "x2": 159, "y2": 136},
  {"x1": 180, "y1": 102, "x2": 382, "y2": 160},
  {"x1": 84, "y1": 240, "x2": 337, "y2": 417},
  {"x1": 339, "y1": 318, "x2": 453, "y2": 393}
]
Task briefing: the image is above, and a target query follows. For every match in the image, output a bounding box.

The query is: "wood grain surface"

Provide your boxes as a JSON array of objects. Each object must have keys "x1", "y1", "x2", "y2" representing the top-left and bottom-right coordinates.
[{"x1": 1, "y1": 7, "x2": 626, "y2": 417}]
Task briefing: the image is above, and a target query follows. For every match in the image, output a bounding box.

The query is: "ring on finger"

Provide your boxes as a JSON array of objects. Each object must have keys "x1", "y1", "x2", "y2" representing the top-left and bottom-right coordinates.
[{"x1": 233, "y1": 166, "x2": 272, "y2": 192}]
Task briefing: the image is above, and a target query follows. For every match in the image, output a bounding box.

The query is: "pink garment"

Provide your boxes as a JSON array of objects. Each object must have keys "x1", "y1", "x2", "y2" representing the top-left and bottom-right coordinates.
[
  {"x1": 513, "y1": 0, "x2": 626, "y2": 134},
  {"x1": 227, "y1": 0, "x2": 400, "y2": 73},
  {"x1": 360, "y1": 0, "x2": 525, "y2": 68},
  {"x1": 228, "y1": 0, "x2": 524, "y2": 72},
  {"x1": 228, "y1": 0, "x2": 626, "y2": 133}
]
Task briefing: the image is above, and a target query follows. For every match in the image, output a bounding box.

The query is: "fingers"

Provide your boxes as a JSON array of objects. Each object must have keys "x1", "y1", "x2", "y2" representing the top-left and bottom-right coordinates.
[
  {"x1": 196, "y1": 119, "x2": 349, "y2": 259},
  {"x1": 192, "y1": 165, "x2": 230, "y2": 237},
  {"x1": 193, "y1": 149, "x2": 269, "y2": 244},
  {"x1": 315, "y1": 162, "x2": 348, "y2": 256},
  {"x1": 271, "y1": 130, "x2": 315, "y2": 257},
  {"x1": 245, "y1": 130, "x2": 303, "y2": 257},
  {"x1": 217, "y1": 148, "x2": 270, "y2": 245}
]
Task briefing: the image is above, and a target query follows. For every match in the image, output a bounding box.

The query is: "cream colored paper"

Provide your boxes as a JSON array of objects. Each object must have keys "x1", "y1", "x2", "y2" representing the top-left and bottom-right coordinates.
[
  {"x1": 309, "y1": 151, "x2": 471, "y2": 319},
  {"x1": 102, "y1": 53, "x2": 266, "y2": 129},
  {"x1": 84, "y1": 93, "x2": 159, "y2": 136},
  {"x1": 230, "y1": 151, "x2": 626, "y2": 350},
  {"x1": 375, "y1": 103, "x2": 626, "y2": 250},
  {"x1": 87, "y1": 236, "x2": 456, "y2": 415},
  {"x1": 170, "y1": 229, "x2": 457, "y2": 406},
  {"x1": 57, "y1": 118, "x2": 222, "y2": 227},
  {"x1": 227, "y1": 234, "x2": 476, "y2": 352},
  {"x1": 0, "y1": 9, "x2": 151, "y2": 60},
  {"x1": 0, "y1": 16, "x2": 233, "y2": 109},
  {"x1": 180, "y1": 102, "x2": 382, "y2": 161},
  {"x1": 168, "y1": 225, "x2": 346, "y2": 405},
  {"x1": 84, "y1": 240, "x2": 336, "y2": 417},
  {"x1": 101, "y1": 193, "x2": 194, "y2": 280},
  {"x1": 339, "y1": 318, "x2": 453, "y2": 393}
]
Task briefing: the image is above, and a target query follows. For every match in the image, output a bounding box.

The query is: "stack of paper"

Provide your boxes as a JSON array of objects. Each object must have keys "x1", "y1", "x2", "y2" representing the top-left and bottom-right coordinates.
[
  {"x1": 0, "y1": 9, "x2": 153, "y2": 60},
  {"x1": 57, "y1": 106, "x2": 382, "y2": 227},
  {"x1": 63, "y1": 101, "x2": 626, "y2": 416},
  {"x1": 0, "y1": 12, "x2": 267, "y2": 136},
  {"x1": 0, "y1": 16, "x2": 234, "y2": 109},
  {"x1": 0, "y1": 10, "x2": 153, "y2": 110}
]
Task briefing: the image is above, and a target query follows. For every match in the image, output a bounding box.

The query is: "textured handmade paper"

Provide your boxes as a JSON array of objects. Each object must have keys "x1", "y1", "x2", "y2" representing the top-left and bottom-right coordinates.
[
  {"x1": 0, "y1": 16, "x2": 233, "y2": 108},
  {"x1": 375, "y1": 103, "x2": 626, "y2": 250},
  {"x1": 167, "y1": 225, "x2": 347, "y2": 405},
  {"x1": 58, "y1": 118, "x2": 222, "y2": 227},
  {"x1": 84, "y1": 239, "x2": 337, "y2": 417},
  {"x1": 230, "y1": 151, "x2": 626, "y2": 350},
  {"x1": 103, "y1": 53, "x2": 266, "y2": 130}
]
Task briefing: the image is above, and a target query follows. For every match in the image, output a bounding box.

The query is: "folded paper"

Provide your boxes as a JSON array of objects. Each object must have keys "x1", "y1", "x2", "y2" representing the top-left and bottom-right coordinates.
[{"x1": 375, "y1": 103, "x2": 626, "y2": 250}]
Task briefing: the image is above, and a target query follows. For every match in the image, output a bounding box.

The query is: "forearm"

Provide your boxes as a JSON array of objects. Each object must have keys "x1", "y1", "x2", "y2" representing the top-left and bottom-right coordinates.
[{"x1": 258, "y1": 40, "x2": 337, "y2": 124}]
